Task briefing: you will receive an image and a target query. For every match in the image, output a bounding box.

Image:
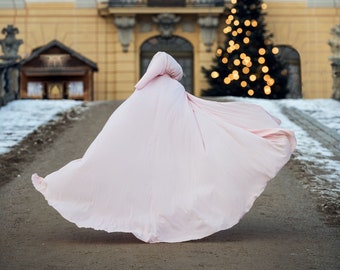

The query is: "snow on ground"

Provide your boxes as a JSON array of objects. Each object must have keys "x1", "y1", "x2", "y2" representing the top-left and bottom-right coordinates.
[
  {"x1": 0, "y1": 98, "x2": 339, "y2": 195},
  {"x1": 0, "y1": 100, "x2": 82, "y2": 154},
  {"x1": 224, "y1": 97, "x2": 340, "y2": 194}
]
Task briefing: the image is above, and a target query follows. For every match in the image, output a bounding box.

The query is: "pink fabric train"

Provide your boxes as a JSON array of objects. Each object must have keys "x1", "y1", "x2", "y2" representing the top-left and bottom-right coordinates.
[{"x1": 32, "y1": 51, "x2": 296, "y2": 243}]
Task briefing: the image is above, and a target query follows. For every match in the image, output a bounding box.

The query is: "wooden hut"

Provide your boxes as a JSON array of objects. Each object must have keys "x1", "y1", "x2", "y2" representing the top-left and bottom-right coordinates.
[{"x1": 20, "y1": 40, "x2": 98, "y2": 100}]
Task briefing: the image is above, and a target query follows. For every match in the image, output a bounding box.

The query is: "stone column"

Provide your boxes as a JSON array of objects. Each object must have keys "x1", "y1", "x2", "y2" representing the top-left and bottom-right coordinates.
[{"x1": 328, "y1": 24, "x2": 340, "y2": 100}]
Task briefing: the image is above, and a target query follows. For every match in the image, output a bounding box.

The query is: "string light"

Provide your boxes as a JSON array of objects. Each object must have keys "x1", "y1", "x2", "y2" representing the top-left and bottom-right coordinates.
[
  {"x1": 251, "y1": 20, "x2": 258, "y2": 27},
  {"x1": 231, "y1": 8, "x2": 237, "y2": 14},
  {"x1": 267, "y1": 78, "x2": 275, "y2": 86},
  {"x1": 240, "y1": 53, "x2": 247, "y2": 59},
  {"x1": 243, "y1": 37, "x2": 250, "y2": 44},
  {"x1": 222, "y1": 57, "x2": 228, "y2": 64},
  {"x1": 264, "y1": 85, "x2": 271, "y2": 95},
  {"x1": 211, "y1": 71, "x2": 219, "y2": 78},
  {"x1": 272, "y1": 47, "x2": 279, "y2": 54},
  {"x1": 231, "y1": 0, "x2": 237, "y2": 4},
  {"x1": 244, "y1": 20, "x2": 251, "y2": 27},
  {"x1": 216, "y1": 48, "x2": 222, "y2": 56},
  {"x1": 234, "y1": 59, "x2": 241, "y2": 66},
  {"x1": 242, "y1": 67, "x2": 250, "y2": 74},
  {"x1": 234, "y1": 20, "x2": 240, "y2": 26},
  {"x1": 258, "y1": 57, "x2": 265, "y2": 64},
  {"x1": 224, "y1": 77, "x2": 231, "y2": 84},
  {"x1": 232, "y1": 31, "x2": 238, "y2": 36},
  {"x1": 249, "y1": 74, "x2": 256, "y2": 81},
  {"x1": 262, "y1": 66, "x2": 269, "y2": 73},
  {"x1": 237, "y1": 28, "x2": 243, "y2": 34},
  {"x1": 240, "y1": 81, "x2": 247, "y2": 87},
  {"x1": 246, "y1": 30, "x2": 251, "y2": 36},
  {"x1": 263, "y1": 74, "x2": 270, "y2": 81},
  {"x1": 258, "y1": 48, "x2": 266, "y2": 55},
  {"x1": 228, "y1": 15, "x2": 234, "y2": 21},
  {"x1": 248, "y1": 89, "x2": 254, "y2": 96},
  {"x1": 261, "y1": 3, "x2": 267, "y2": 10}
]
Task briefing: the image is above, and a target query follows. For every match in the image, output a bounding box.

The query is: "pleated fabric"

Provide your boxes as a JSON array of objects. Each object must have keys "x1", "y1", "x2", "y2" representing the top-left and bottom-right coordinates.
[{"x1": 32, "y1": 52, "x2": 296, "y2": 243}]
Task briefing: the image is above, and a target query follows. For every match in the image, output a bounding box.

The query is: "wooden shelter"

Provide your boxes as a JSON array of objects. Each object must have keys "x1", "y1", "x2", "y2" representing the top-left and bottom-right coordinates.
[{"x1": 20, "y1": 40, "x2": 98, "y2": 100}]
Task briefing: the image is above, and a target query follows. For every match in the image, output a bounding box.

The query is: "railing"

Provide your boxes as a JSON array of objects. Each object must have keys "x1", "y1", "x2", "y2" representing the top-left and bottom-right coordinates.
[{"x1": 107, "y1": 0, "x2": 225, "y2": 7}]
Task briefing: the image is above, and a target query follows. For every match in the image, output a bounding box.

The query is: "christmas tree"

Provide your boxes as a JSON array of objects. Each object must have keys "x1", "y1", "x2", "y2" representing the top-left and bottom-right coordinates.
[{"x1": 202, "y1": 0, "x2": 288, "y2": 99}]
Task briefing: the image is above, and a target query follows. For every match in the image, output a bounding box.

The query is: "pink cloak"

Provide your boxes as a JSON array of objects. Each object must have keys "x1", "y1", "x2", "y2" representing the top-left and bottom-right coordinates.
[{"x1": 32, "y1": 51, "x2": 296, "y2": 243}]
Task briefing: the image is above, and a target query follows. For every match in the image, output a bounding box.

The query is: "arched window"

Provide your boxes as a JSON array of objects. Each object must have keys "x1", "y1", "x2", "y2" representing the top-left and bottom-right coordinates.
[
  {"x1": 140, "y1": 36, "x2": 194, "y2": 93},
  {"x1": 277, "y1": 45, "x2": 302, "y2": 98}
]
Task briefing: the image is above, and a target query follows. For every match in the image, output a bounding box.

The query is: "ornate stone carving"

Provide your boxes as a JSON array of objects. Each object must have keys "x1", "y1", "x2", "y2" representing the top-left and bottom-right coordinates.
[
  {"x1": 152, "y1": 13, "x2": 181, "y2": 38},
  {"x1": 0, "y1": 25, "x2": 23, "y2": 61},
  {"x1": 198, "y1": 16, "x2": 219, "y2": 52},
  {"x1": 328, "y1": 24, "x2": 340, "y2": 100},
  {"x1": 114, "y1": 16, "x2": 136, "y2": 52}
]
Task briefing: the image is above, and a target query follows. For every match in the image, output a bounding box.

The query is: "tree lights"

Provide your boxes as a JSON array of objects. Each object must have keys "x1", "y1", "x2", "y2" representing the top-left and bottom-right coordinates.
[{"x1": 202, "y1": 0, "x2": 288, "y2": 99}]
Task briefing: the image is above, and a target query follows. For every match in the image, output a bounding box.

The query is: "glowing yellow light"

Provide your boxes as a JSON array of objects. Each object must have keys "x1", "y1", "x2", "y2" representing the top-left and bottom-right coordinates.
[
  {"x1": 248, "y1": 89, "x2": 254, "y2": 96},
  {"x1": 237, "y1": 28, "x2": 243, "y2": 34},
  {"x1": 267, "y1": 78, "x2": 275, "y2": 86},
  {"x1": 249, "y1": 74, "x2": 256, "y2": 81},
  {"x1": 251, "y1": 20, "x2": 258, "y2": 27},
  {"x1": 216, "y1": 48, "x2": 222, "y2": 56},
  {"x1": 258, "y1": 48, "x2": 266, "y2": 55},
  {"x1": 223, "y1": 27, "x2": 229, "y2": 34},
  {"x1": 262, "y1": 66, "x2": 269, "y2": 73},
  {"x1": 234, "y1": 43, "x2": 240, "y2": 50},
  {"x1": 263, "y1": 74, "x2": 271, "y2": 81},
  {"x1": 234, "y1": 59, "x2": 241, "y2": 66},
  {"x1": 264, "y1": 85, "x2": 271, "y2": 95},
  {"x1": 233, "y1": 73, "x2": 240, "y2": 80},
  {"x1": 234, "y1": 20, "x2": 240, "y2": 26},
  {"x1": 231, "y1": 0, "x2": 237, "y2": 4},
  {"x1": 246, "y1": 61, "x2": 252, "y2": 68},
  {"x1": 240, "y1": 81, "x2": 247, "y2": 87},
  {"x1": 227, "y1": 47, "x2": 232, "y2": 53},
  {"x1": 211, "y1": 71, "x2": 219, "y2": 78},
  {"x1": 240, "y1": 53, "x2": 246, "y2": 59},
  {"x1": 258, "y1": 57, "x2": 265, "y2": 64},
  {"x1": 261, "y1": 3, "x2": 267, "y2": 10},
  {"x1": 246, "y1": 30, "x2": 251, "y2": 36},
  {"x1": 232, "y1": 31, "x2": 238, "y2": 36},
  {"x1": 242, "y1": 67, "x2": 250, "y2": 74},
  {"x1": 224, "y1": 77, "x2": 231, "y2": 84},
  {"x1": 272, "y1": 47, "x2": 279, "y2": 54},
  {"x1": 244, "y1": 20, "x2": 251, "y2": 27},
  {"x1": 221, "y1": 57, "x2": 228, "y2": 64},
  {"x1": 231, "y1": 8, "x2": 237, "y2": 14},
  {"x1": 228, "y1": 15, "x2": 234, "y2": 21},
  {"x1": 229, "y1": 40, "x2": 235, "y2": 46},
  {"x1": 243, "y1": 37, "x2": 250, "y2": 44}
]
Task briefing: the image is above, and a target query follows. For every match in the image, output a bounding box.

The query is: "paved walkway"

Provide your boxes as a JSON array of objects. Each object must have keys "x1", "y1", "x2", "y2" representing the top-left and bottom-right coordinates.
[{"x1": 0, "y1": 101, "x2": 339, "y2": 270}]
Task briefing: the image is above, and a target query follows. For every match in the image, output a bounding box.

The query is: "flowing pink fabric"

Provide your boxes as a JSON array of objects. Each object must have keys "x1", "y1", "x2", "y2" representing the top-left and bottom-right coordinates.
[{"x1": 32, "y1": 51, "x2": 296, "y2": 243}]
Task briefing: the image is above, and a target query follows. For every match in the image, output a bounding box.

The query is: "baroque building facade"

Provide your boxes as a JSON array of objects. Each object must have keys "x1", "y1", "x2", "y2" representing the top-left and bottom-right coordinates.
[{"x1": 0, "y1": 0, "x2": 339, "y2": 99}]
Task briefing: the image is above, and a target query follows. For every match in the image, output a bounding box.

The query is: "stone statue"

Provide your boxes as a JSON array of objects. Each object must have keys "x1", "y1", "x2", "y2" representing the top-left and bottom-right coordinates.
[
  {"x1": 0, "y1": 25, "x2": 23, "y2": 61},
  {"x1": 328, "y1": 24, "x2": 340, "y2": 100}
]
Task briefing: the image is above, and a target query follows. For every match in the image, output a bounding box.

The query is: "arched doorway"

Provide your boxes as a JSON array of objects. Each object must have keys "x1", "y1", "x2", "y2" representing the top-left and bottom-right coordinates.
[
  {"x1": 277, "y1": 45, "x2": 302, "y2": 98},
  {"x1": 140, "y1": 36, "x2": 194, "y2": 93}
]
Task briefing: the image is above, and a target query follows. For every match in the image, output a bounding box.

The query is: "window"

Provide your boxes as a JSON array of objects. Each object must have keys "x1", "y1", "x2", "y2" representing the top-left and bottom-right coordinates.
[{"x1": 27, "y1": 82, "x2": 43, "y2": 98}]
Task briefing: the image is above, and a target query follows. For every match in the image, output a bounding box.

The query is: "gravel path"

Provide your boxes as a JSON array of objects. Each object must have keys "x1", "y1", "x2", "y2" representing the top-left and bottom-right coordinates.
[{"x1": 0, "y1": 101, "x2": 339, "y2": 270}]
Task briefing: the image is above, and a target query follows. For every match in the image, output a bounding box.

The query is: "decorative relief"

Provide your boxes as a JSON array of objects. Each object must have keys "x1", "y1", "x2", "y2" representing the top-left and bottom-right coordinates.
[
  {"x1": 114, "y1": 16, "x2": 136, "y2": 52},
  {"x1": 152, "y1": 13, "x2": 181, "y2": 38},
  {"x1": 198, "y1": 16, "x2": 219, "y2": 52}
]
